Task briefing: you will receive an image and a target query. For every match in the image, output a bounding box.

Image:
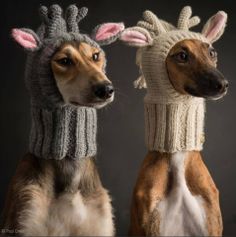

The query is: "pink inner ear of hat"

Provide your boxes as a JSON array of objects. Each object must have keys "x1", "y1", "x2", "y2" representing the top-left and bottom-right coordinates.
[
  {"x1": 205, "y1": 12, "x2": 227, "y2": 40},
  {"x1": 12, "y1": 29, "x2": 37, "y2": 49},
  {"x1": 95, "y1": 23, "x2": 124, "y2": 41},
  {"x1": 121, "y1": 30, "x2": 149, "y2": 44}
]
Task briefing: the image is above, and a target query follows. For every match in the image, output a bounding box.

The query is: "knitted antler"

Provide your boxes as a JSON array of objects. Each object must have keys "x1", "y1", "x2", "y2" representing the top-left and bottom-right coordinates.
[
  {"x1": 138, "y1": 10, "x2": 166, "y2": 35},
  {"x1": 66, "y1": 5, "x2": 88, "y2": 32},
  {"x1": 177, "y1": 6, "x2": 200, "y2": 30},
  {"x1": 38, "y1": 4, "x2": 65, "y2": 38},
  {"x1": 39, "y1": 5, "x2": 48, "y2": 24}
]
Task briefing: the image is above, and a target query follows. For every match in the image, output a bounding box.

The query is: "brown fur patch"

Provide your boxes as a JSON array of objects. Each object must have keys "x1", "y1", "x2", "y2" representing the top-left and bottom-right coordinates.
[
  {"x1": 51, "y1": 42, "x2": 106, "y2": 81},
  {"x1": 129, "y1": 151, "x2": 222, "y2": 236},
  {"x1": 50, "y1": 41, "x2": 113, "y2": 107},
  {"x1": 129, "y1": 151, "x2": 170, "y2": 236},
  {"x1": 185, "y1": 151, "x2": 223, "y2": 236}
]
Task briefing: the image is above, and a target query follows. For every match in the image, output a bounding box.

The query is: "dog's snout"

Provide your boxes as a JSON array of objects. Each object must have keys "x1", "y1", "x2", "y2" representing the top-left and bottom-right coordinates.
[
  {"x1": 187, "y1": 68, "x2": 228, "y2": 99},
  {"x1": 93, "y1": 83, "x2": 114, "y2": 99},
  {"x1": 201, "y1": 69, "x2": 228, "y2": 95},
  {"x1": 212, "y1": 79, "x2": 228, "y2": 93}
]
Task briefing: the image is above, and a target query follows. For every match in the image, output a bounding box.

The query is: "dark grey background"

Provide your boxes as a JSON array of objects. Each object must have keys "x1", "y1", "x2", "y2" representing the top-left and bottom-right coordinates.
[{"x1": 1, "y1": 0, "x2": 236, "y2": 235}]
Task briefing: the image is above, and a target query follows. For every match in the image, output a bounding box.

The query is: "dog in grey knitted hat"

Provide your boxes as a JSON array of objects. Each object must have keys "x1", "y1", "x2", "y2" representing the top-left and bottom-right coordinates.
[
  {"x1": 120, "y1": 6, "x2": 228, "y2": 236},
  {"x1": 1, "y1": 4, "x2": 124, "y2": 236}
]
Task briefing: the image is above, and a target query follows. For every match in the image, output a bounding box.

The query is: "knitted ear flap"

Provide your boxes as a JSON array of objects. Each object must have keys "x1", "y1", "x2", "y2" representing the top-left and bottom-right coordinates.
[
  {"x1": 92, "y1": 22, "x2": 124, "y2": 46},
  {"x1": 134, "y1": 49, "x2": 147, "y2": 89},
  {"x1": 11, "y1": 28, "x2": 41, "y2": 51},
  {"x1": 120, "y1": 26, "x2": 153, "y2": 47},
  {"x1": 202, "y1": 11, "x2": 227, "y2": 43},
  {"x1": 120, "y1": 27, "x2": 153, "y2": 88}
]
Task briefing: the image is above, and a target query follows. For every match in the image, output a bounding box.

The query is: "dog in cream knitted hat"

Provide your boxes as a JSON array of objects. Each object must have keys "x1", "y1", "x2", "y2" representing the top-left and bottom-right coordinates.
[
  {"x1": 120, "y1": 6, "x2": 228, "y2": 236},
  {"x1": 120, "y1": 6, "x2": 228, "y2": 153}
]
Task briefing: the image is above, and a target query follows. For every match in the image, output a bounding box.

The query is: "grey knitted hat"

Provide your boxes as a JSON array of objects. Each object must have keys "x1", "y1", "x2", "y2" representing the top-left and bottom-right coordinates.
[
  {"x1": 12, "y1": 4, "x2": 124, "y2": 159},
  {"x1": 120, "y1": 6, "x2": 227, "y2": 152}
]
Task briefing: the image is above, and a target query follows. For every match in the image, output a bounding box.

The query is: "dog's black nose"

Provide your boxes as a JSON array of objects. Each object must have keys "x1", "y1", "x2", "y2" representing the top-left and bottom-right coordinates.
[
  {"x1": 93, "y1": 83, "x2": 114, "y2": 99},
  {"x1": 213, "y1": 79, "x2": 228, "y2": 93},
  {"x1": 214, "y1": 81, "x2": 223, "y2": 91}
]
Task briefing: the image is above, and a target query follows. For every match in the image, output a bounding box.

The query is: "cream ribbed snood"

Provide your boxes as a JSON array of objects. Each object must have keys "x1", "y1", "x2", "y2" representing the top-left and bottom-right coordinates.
[
  {"x1": 144, "y1": 100, "x2": 205, "y2": 153},
  {"x1": 122, "y1": 6, "x2": 226, "y2": 153},
  {"x1": 139, "y1": 30, "x2": 208, "y2": 153}
]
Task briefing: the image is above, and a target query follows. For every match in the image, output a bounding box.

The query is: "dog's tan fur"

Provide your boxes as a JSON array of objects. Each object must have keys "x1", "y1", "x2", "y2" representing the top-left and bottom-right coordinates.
[
  {"x1": 129, "y1": 39, "x2": 223, "y2": 236},
  {"x1": 129, "y1": 151, "x2": 222, "y2": 236},
  {"x1": 166, "y1": 39, "x2": 217, "y2": 95},
  {"x1": 51, "y1": 42, "x2": 113, "y2": 108},
  {"x1": 1, "y1": 42, "x2": 114, "y2": 236},
  {"x1": 185, "y1": 152, "x2": 222, "y2": 235}
]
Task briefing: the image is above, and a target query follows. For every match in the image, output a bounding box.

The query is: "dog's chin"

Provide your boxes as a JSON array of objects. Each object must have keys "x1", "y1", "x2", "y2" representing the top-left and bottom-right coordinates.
[
  {"x1": 196, "y1": 90, "x2": 228, "y2": 101},
  {"x1": 69, "y1": 96, "x2": 114, "y2": 109},
  {"x1": 91, "y1": 96, "x2": 114, "y2": 109},
  {"x1": 184, "y1": 86, "x2": 228, "y2": 101},
  {"x1": 205, "y1": 91, "x2": 228, "y2": 101},
  {"x1": 92, "y1": 102, "x2": 109, "y2": 109}
]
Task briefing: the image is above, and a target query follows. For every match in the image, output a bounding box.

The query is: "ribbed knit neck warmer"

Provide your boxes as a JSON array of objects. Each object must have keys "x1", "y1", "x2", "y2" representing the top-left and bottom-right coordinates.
[
  {"x1": 12, "y1": 4, "x2": 124, "y2": 159},
  {"x1": 29, "y1": 106, "x2": 97, "y2": 160},
  {"x1": 141, "y1": 29, "x2": 206, "y2": 152},
  {"x1": 120, "y1": 6, "x2": 227, "y2": 153}
]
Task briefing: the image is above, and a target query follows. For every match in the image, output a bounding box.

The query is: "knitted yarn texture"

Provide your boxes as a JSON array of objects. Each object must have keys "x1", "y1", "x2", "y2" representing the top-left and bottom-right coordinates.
[
  {"x1": 121, "y1": 6, "x2": 212, "y2": 153},
  {"x1": 141, "y1": 30, "x2": 207, "y2": 152},
  {"x1": 12, "y1": 5, "x2": 124, "y2": 160},
  {"x1": 30, "y1": 105, "x2": 97, "y2": 160},
  {"x1": 15, "y1": 5, "x2": 105, "y2": 160}
]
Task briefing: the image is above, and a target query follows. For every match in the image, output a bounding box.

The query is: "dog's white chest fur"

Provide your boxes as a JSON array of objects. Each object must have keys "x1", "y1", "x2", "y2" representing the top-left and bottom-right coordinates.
[
  {"x1": 19, "y1": 175, "x2": 114, "y2": 236},
  {"x1": 45, "y1": 190, "x2": 113, "y2": 236},
  {"x1": 47, "y1": 192, "x2": 89, "y2": 235},
  {"x1": 158, "y1": 152, "x2": 208, "y2": 236}
]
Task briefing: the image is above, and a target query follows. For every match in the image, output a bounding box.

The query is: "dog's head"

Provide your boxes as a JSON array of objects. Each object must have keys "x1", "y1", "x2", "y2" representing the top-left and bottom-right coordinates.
[
  {"x1": 166, "y1": 38, "x2": 228, "y2": 100},
  {"x1": 11, "y1": 5, "x2": 124, "y2": 109},
  {"x1": 120, "y1": 7, "x2": 228, "y2": 101},
  {"x1": 165, "y1": 10, "x2": 228, "y2": 100},
  {"x1": 50, "y1": 22, "x2": 124, "y2": 109}
]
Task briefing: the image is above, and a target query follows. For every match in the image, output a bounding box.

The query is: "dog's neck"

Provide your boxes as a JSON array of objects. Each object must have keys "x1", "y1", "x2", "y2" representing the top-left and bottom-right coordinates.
[
  {"x1": 29, "y1": 105, "x2": 97, "y2": 160},
  {"x1": 144, "y1": 97, "x2": 205, "y2": 153}
]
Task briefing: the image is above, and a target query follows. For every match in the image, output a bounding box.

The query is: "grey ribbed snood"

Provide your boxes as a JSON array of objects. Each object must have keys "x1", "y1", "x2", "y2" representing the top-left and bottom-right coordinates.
[{"x1": 29, "y1": 105, "x2": 97, "y2": 160}]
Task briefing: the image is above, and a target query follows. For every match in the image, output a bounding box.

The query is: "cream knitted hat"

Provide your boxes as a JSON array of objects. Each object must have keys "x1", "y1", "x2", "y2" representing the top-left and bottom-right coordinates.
[{"x1": 120, "y1": 6, "x2": 227, "y2": 153}]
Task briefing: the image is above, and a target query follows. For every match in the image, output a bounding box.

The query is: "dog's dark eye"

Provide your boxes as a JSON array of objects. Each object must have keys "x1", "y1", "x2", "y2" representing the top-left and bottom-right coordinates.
[
  {"x1": 57, "y1": 57, "x2": 73, "y2": 66},
  {"x1": 209, "y1": 48, "x2": 217, "y2": 59},
  {"x1": 175, "y1": 51, "x2": 188, "y2": 63},
  {"x1": 92, "y1": 52, "x2": 100, "y2": 62}
]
